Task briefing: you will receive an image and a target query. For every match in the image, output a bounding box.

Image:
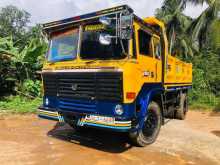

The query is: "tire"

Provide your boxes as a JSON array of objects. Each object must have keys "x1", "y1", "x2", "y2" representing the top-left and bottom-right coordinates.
[
  {"x1": 175, "y1": 93, "x2": 188, "y2": 120},
  {"x1": 129, "y1": 101, "x2": 162, "y2": 147}
]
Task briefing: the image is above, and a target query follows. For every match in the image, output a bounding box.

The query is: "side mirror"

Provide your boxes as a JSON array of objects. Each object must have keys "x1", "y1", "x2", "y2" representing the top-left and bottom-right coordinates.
[
  {"x1": 121, "y1": 15, "x2": 133, "y2": 28},
  {"x1": 120, "y1": 15, "x2": 133, "y2": 39},
  {"x1": 99, "y1": 16, "x2": 111, "y2": 26},
  {"x1": 99, "y1": 33, "x2": 112, "y2": 45}
]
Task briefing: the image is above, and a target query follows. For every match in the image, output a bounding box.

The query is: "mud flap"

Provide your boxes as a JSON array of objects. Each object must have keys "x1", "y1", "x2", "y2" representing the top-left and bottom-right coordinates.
[
  {"x1": 138, "y1": 97, "x2": 150, "y2": 131},
  {"x1": 132, "y1": 88, "x2": 162, "y2": 132}
]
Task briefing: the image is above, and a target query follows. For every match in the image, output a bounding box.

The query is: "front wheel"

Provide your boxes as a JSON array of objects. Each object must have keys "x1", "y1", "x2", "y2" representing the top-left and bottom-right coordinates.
[{"x1": 129, "y1": 101, "x2": 162, "y2": 147}]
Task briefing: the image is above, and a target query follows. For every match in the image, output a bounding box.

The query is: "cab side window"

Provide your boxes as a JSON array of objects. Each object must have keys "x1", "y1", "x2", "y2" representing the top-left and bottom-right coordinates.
[
  {"x1": 138, "y1": 29, "x2": 152, "y2": 57},
  {"x1": 153, "y1": 38, "x2": 161, "y2": 60}
]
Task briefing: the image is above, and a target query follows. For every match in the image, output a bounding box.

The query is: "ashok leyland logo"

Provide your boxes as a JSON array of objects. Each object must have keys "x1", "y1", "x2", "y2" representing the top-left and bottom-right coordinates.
[{"x1": 71, "y1": 84, "x2": 78, "y2": 91}]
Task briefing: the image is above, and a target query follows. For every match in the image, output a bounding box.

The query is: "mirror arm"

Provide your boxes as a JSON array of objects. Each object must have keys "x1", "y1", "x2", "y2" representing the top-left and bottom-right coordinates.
[
  {"x1": 116, "y1": 13, "x2": 119, "y2": 44},
  {"x1": 119, "y1": 12, "x2": 122, "y2": 38},
  {"x1": 119, "y1": 38, "x2": 126, "y2": 54}
]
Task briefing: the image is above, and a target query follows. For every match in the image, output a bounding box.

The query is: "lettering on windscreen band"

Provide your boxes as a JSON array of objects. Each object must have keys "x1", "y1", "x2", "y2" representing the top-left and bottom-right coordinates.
[
  {"x1": 54, "y1": 66, "x2": 116, "y2": 70},
  {"x1": 43, "y1": 66, "x2": 118, "y2": 71},
  {"x1": 84, "y1": 24, "x2": 106, "y2": 31},
  {"x1": 52, "y1": 28, "x2": 79, "y2": 37}
]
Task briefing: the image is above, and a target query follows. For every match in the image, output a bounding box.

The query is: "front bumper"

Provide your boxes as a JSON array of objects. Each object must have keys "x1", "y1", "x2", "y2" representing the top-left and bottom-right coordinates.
[
  {"x1": 38, "y1": 107, "x2": 132, "y2": 132},
  {"x1": 38, "y1": 108, "x2": 64, "y2": 122}
]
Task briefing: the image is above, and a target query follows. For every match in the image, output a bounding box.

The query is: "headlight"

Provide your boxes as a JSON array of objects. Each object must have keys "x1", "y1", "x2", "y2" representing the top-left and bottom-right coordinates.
[
  {"x1": 45, "y1": 98, "x2": 49, "y2": 106},
  {"x1": 115, "y1": 104, "x2": 124, "y2": 115}
]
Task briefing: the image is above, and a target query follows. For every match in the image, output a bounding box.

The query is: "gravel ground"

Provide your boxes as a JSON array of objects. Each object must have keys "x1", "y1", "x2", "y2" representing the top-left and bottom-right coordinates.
[{"x1": 0, "y1": 111, "x2": 219, "y2": 165}]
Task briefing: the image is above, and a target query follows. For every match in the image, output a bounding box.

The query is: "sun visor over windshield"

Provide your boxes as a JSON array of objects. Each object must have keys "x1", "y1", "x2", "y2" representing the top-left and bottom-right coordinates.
[{"x1": 42, "y1": 5, "x2": 133, "y2": 35}]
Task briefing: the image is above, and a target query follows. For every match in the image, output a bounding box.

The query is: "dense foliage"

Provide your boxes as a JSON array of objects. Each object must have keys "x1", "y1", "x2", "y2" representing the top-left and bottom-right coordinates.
[
  {"x1": 0, "y1": 6, "x2": 47, "y2": 97},
  {"x1": 0, "y1": 3, "x2": 219, "y2": 111}
]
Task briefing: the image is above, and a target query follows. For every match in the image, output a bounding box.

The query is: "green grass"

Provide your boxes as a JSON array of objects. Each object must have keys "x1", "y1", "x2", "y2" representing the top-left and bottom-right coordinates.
[
  {"x1": 0, "y1": 96, "x2": 42, "y2": 114},
  {"x1": 189, "y1": 91, "x2": 220, "y2": 111},
  {"x1": 189, "y1": 99, "x2": 220, "y2": 111},
  {"x1": 189, "y1": 103, "x2": 215, "y2": 111},
  {"x1": 189, "y1": 101, "x2": 220, "y2": 112}
]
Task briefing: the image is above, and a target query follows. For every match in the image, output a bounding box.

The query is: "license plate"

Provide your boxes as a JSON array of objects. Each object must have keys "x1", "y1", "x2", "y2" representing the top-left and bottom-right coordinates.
[{"x1": 84, "y1": 115, "x2": 115, "y2": 124}]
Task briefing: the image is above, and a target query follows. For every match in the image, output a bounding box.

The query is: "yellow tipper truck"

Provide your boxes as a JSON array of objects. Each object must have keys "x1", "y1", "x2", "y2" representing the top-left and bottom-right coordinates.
[{"x1": 38, "y1": 5, "x2": 192, "y2": 146}]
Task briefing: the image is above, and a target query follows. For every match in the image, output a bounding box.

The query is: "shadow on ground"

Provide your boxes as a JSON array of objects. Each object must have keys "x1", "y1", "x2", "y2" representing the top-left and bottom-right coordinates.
[{"x1": 47, "y1": 122, "x2": 133, "y2": 153}]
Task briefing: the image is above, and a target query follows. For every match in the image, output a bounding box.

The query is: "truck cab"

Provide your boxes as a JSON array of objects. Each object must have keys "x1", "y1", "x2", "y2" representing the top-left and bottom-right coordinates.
[{"x1": 39, "y1": 5, "x2": 192, "y2": 146}]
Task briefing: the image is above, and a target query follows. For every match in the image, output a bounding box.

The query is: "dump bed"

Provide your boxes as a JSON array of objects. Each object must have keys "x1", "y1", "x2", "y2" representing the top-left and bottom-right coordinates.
[
  {"x1": 165, "y1": 55, "x2": 192, "y2": 88},
  {"x1": 143, "y1": 17, "x2": 192, "y2": 89}
]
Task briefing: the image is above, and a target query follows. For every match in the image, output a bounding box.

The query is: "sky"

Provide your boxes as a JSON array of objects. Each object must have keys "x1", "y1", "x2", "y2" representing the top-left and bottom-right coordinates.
[{"x1": 0, "y1": 0, "x2": 208, "y2": 25}]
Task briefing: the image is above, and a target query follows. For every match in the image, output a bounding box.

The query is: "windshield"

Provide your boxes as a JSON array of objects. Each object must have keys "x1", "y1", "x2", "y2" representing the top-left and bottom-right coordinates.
[
  {"x1": 80, "y1": 22, "x2": 128, "y2": 60},
  {"x1": 47, "y1": 29, "x2": 79, "y2": 62}
]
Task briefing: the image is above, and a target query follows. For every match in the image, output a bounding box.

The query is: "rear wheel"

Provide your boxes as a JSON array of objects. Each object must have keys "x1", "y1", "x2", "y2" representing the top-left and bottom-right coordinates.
[
  {"x1": 129, "y1": 101, "x2": 162, "y2": 147},
  {"x1": 175, "y1": 93, "x2": 188, "y2": 120}
]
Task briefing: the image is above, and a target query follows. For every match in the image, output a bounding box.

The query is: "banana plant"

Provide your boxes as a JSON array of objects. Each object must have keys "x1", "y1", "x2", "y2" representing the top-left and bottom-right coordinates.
[{"x1": 0, "y1": 36, "x2": 47, "y2": 82}]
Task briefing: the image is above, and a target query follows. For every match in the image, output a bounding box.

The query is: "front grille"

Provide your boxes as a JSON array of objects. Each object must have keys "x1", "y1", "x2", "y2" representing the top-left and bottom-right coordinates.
[
  {"x1": 42, "y1": 72, "x2": 123, "y2": 102},
  {"x1": 58, "y1": 98, "x2": 96, "y2": 113},
  {"x1": 58, "y1": 73, "x2": 96, "y2": 100},
  {"x1": 43, "y1": 73, "x2": 57, "y2": 96}
]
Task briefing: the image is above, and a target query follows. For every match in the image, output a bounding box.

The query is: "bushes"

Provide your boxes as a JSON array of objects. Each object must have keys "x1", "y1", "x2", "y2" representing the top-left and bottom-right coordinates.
[
  {"x1": 22, "y1": 80, "x2": 42, "y2": 97},
  {"x1": 0, "y1": 96, "x2": 42, "y2": 113},
  {"x1": 189, "y1": 48, "x2": 220, "y2": 110}
]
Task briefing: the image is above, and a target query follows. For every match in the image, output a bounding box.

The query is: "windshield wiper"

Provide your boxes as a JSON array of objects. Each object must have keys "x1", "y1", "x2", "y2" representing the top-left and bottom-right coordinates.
[{"x1": 85, "y1": 60, "x2": 97, "y2": 64}]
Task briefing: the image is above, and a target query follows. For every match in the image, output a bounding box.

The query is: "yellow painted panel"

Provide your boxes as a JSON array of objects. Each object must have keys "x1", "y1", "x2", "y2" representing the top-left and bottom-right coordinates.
[{"x1": 164, "y1": 55, "x2": 192, "y2": 86}]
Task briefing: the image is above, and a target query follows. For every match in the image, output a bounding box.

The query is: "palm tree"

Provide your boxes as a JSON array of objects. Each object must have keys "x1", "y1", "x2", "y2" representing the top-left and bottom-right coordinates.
[
  {"x1": 207, "y1": 19, "x2": 220, "y2": 51},
  {"x1": 188, "y1": 0, "x2": 219, "y2": 49},
  {"x1": 156, "y1": 0, "x2": 194, "y2": 58},
  {"x1": 156, "y1": 0, "x2": 219, "y2": 57}
]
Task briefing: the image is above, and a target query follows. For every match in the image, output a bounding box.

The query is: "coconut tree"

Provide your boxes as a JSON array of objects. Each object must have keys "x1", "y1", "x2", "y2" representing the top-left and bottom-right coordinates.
[
  {"x1": 156, "y1": 0, "x2": 194, "y2": 58},
  {"x1": 188, "y1": 0, "x2": 220, "y2": 50},
  {"x1": 156, "y1": 0, "x2": 219, "y2": 57},
  {"x1": 208, "y1": 19, "x2": 220, "y2": 51}
]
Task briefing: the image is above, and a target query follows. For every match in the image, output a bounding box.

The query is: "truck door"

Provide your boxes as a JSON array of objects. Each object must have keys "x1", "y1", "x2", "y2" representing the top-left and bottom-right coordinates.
[
  {"x1": 152, "y1": 37, "x2": 162, "y2": 82},
  {"x1": 137, "y1": 28, "x2": 157, "y2": 83}
]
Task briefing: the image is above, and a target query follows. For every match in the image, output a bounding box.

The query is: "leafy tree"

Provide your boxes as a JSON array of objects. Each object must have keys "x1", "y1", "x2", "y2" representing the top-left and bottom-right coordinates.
[
  {"x1": 0, "y1": 5, "x2": 31, "y2": 47},
  {"x1": 0, "y1": 6, "x2": 47, "y2": 96},
  {"x1": 0, "y1": 5, "x2": 48, "y2": 96}
]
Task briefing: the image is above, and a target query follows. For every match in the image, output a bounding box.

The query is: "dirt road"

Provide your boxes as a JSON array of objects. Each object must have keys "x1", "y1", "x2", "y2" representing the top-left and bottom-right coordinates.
[{"x1": 0, "y1": 111, "x2": 220, "y2": 165}]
